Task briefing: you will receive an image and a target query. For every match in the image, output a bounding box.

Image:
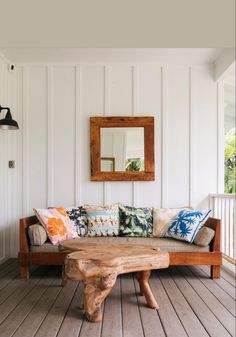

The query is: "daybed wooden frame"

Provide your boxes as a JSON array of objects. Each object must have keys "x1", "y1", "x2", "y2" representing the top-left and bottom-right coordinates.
[{"x1": 18, "y1": 216, "x2": 222, "y2": 279}]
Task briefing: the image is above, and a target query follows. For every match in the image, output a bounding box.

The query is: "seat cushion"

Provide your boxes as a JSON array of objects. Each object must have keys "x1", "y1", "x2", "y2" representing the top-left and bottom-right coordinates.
[{"x1": 30, "y1": 236, "x2": 210, "y2": 253}]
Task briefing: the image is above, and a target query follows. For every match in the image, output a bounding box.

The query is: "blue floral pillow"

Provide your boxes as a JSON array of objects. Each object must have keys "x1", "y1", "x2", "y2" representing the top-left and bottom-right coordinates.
[
  {"x1": 165, "y1": 209, "x2": 211, "y2": 243},
  {"x1": 66, "y1": 207, "x2": 88, "y2": 236}
]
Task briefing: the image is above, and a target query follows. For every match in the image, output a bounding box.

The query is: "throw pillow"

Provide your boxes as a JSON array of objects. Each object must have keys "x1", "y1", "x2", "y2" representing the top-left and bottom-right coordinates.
[
  {"x1": 66, "y1": 207, "x2": 88, "y2": 236},
  {"x1": 119, "y1": 205, "x2": 153, "y2": 237},
  {"x1": 153, "y1": 207, "x2": 192, "y2": 237},
  {"x1": 193, "y1": 226, "x2": 215, "y2": 246},
  {"x1": 33, "y1": 207, "x2": 78, "y2": 245},
  {"x1": 28, "y1": 223, "x2": 48, "y2": 245},
  {"x1": 165, "y1": 209, "x2": 211, "y2": 243},
  {"x1": 85, "y1": 205, "x2": 119, "y2": 237}
]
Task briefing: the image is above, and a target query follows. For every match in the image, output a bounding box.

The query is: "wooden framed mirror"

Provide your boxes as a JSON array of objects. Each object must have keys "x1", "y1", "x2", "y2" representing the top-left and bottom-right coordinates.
[{"x1": 90, "y1": 116, "x2": 155, "y2": 181}]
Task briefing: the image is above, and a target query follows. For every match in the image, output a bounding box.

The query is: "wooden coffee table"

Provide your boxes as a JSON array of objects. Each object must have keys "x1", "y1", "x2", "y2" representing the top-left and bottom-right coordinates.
[{"x1": 59, "y1": 241, "x2": 169, "y2": 322}]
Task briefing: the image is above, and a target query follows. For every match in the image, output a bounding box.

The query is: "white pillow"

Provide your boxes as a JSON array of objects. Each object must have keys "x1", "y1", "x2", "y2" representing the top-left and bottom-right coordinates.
[{"x1": 153, "y1": 207, "x2": 192, "y2": 237}]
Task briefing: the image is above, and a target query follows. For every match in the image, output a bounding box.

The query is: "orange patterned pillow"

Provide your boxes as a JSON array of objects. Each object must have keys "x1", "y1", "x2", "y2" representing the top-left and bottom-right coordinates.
[{"x1": 33, "y1": 207, "x2": 78, "y2": 245}]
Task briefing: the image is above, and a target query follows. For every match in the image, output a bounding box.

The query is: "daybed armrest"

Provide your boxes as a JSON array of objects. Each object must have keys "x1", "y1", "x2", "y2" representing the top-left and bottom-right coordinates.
[
  {"x1": 204, "y1": 217, "x2": 221, "y2": 252},
  {"x1": 19, "y1": 215, "x2": 38, "y2": 252}
]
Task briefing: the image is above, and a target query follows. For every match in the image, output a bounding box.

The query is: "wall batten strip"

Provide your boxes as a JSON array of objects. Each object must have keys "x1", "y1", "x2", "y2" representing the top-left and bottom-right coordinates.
[
  {"x1": 47, "y1": 66, "x2": 54, "y2": 206},
  {"x1": 8, "y1": 67, "x2": 18, "y2": 257},
  {"x1": 132, "y1": 65, "x2": 138, "y2": 206},
  {"x1": 161, "y1": 66, "x2": 168, "y2": 208},
  {"x1": 22, "y1": 66, "x2": 30, "y2": 215},
  {"x1": 75, "y1": 66, "x2": 81, "y2": 206},
  {"x1": 103, "y1": 65, "x2": 111, "y2": 205},
  {"x1": 217, "y1": 81, "x2": 224, "y2": 194},
  {"x1": 189, "y1": 67, "x2": 193, "y2": 207}
]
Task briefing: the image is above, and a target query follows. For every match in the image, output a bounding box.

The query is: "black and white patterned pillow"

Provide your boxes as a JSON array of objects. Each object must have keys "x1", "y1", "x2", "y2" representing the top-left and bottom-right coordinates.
[{"x1": 66, "y1": 207, "x2": 88, "y2": 236}]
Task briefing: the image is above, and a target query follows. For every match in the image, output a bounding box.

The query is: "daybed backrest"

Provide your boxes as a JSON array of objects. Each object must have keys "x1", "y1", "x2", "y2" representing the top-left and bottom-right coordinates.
[
  {"x1": 19, "y1": 215, "x2": 38, "y2": 252},
  {"x1": 204, "y1": 217, "x2": 221, "y2": 252}
]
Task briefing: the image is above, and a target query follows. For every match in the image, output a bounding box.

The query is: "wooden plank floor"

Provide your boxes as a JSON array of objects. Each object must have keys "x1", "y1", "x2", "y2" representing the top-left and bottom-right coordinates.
[{"x1": 0, "y1": 259, "x2": 235, "y2": 337}]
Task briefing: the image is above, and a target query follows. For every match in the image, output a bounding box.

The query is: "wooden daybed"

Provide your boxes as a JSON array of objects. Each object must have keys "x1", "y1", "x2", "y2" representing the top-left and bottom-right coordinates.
[{"x1": 18, "y1": 215, "x2": 222, "y2": 279}]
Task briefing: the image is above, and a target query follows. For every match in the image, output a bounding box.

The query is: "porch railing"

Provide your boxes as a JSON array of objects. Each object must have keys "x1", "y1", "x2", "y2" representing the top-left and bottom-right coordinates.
[{"x1": 209, "y1": 194, "x2": 236, "y2": 263}]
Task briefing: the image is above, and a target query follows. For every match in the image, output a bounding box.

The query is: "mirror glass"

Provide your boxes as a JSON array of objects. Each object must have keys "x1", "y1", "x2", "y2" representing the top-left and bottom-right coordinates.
[{"x1": 100, "y1": 127, "x2": 144, "y2": 172}]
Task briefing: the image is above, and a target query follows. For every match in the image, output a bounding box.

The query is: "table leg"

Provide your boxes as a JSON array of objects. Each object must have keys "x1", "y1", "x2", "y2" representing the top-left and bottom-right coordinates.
[
  {"x1": 137, "y1": 270, "x2": 159, "y2": 309},
  {"x1": 61, "y1": 264, "x2": 67, "y2": 287},
  {"x1": 83, "y1": 273, "x2": 117, "y2": 322}
]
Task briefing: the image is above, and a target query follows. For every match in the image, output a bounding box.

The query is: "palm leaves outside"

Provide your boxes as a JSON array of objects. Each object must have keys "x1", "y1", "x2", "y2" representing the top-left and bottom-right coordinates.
[
  {"x1": 224, "y1": 127, "x2": 236, "y2": 194},
  {"x1": 125, "y1": 158, "x2": 144, "y2": 172}
]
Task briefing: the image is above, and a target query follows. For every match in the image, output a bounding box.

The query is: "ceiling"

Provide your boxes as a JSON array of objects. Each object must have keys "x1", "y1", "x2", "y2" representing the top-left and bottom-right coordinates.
[
  {"x1": 0, "y1": 1, "x2": 234, "y2": 48},
  {"x1": 0, "y1": 48, "x2": 224, "y2": 64}
]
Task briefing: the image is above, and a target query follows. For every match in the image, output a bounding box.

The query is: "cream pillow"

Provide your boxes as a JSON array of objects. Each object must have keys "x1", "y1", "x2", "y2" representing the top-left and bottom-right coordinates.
[
  {"x1": 153, "y1": 207, "x2": 191, "y2": 237},
  {"x1": 193, "y1": 226, "x2": 215, "y2": 246},
  {"x1": 28, "y1": 223, "x2": 48, "y2": 246}
]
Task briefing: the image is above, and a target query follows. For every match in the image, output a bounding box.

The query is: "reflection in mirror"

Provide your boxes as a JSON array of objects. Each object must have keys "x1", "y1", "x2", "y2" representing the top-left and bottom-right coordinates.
[
  {"x1": 101, "y1": 157, "x2": 115, "y2": 172},
  {"x1": 101, "y1": 127, "x2": 144, "y2": 172}
]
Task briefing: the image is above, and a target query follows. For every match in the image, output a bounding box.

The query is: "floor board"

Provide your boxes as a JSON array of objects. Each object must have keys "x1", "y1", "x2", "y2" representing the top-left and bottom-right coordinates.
[
  {"x1": 221, "y1": 268, "x2": 236, "y2": 287},
  {"x1": 0, "y1": 261, "x2": 235, "y2": 337},
  {"x1": 150, "y1": 272, "x2": 188, "y2": 337},
  {"x1": 197, "y1": 265, "x2": 235, "y2": 299},
  {"x1": 133, "y1": 276, "x2": 165, "y2": 337},
  {"x1": 13, "y1": 276, "x2": 62, "y2": 337},
  {"x1": 34, "y1": 279, "x2": 78, "y2": 337},
  {"x1": 159, "y1": 269, "x2": 208, "y2": 337},
  {"x1": 188, "y1": 266, "x2": 236, "y2": 316},
  {"x1": 179, "y1": 267, "x2": 235, "y2": 336},
  {"x1": 121, "y1": 273, "x2": 144, "y2": 337},
  {"x1": 172, "y1": 267, "x2": 232, "y2": 337},
  {"x1": 0, "y1": 259, "x2": 17, "y2": 275},
  {"x1": 101, "y1": 277, "x2": 122, "y2": 337}
]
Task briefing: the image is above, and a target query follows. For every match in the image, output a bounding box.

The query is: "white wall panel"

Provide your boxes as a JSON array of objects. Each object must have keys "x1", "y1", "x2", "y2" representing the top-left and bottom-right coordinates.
[
  {"x1": 193, "y1": 65, "x2": 217, "y2": 208},
  {"x1": 109, "y1": 65, "x2": 133, "y2": 205},
  {"x1": 27, "y1": 67, "x2": 48, "y2": 210},
  {"x1": 135, "y1": 64, "x2": 162, "y2": 207},
  {"x1": 167, "y1": 67, "x2": 190, "y2": 208},
  {"x1": 0, "y1": 58, "x2": 8, "y2": 261},
  {"x1": 0, "y1": 58, "x2": 219, "y2": 258},
  {"x1": 80, "y1": 65, "x2": 104, "y2": 205},
  {"x1": 110, "y1": 65, "x2": 133, "y2": 115},
  {"x1": 52, "y1": 66, "x2": 76, "y2": 207},
  {"x1": 8, "y1": 66, "x2": 23, "y2": 256}
]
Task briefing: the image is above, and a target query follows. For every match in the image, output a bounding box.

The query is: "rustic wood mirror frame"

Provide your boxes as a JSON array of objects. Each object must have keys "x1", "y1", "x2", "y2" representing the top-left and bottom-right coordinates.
[{"x1": 90, "y1": 116, "x2": 155, "y2": 181}]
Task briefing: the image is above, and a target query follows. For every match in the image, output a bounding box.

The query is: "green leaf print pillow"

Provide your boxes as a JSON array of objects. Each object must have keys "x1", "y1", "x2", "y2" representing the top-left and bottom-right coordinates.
[{"x1": 119, "y1": 205, "x2": 153, "y2": 237}]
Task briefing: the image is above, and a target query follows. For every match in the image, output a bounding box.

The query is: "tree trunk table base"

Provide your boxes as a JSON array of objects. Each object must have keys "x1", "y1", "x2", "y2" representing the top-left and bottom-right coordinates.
[{"x1": 60, "y1": 242, "x2": 169, "y2": 322}]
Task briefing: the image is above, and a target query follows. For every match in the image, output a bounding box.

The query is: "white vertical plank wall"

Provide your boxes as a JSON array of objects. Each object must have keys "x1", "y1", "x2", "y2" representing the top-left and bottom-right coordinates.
[{"x1": 0, "y1": 56, "x2": 219, "y2": 258}]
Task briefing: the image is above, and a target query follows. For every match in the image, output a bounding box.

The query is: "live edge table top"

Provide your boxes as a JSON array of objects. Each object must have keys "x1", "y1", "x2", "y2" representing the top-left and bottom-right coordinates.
[{"x1": 59, "y1": 241, "x2": 169, "y2": 279}]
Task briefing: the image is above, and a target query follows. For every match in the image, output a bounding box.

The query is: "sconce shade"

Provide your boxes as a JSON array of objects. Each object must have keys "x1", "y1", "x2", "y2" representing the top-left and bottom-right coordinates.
[{"x1": 0, "y1": 107, "x2": 19, "y2": 130}]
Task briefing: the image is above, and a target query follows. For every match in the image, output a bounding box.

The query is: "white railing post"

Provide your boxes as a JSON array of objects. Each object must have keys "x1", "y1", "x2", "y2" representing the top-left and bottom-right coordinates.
[{"x1": 209, "y1": 193, "x2": 236, "y2": 263}]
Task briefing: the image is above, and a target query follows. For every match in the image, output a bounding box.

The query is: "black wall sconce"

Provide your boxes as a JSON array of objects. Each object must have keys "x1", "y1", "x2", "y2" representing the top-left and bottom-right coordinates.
[{"x1": 0, "y1": 105, "x2": 19, "y2": 130}]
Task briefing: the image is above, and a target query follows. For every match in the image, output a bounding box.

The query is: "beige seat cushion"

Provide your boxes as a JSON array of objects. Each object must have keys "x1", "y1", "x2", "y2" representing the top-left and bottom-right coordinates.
[
  {"x1": 30, "y1": 236, "x2": 210, "y2": 253},
  {"x1": 28, "y1": 223, "x2": 48, "y2": 246}
]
